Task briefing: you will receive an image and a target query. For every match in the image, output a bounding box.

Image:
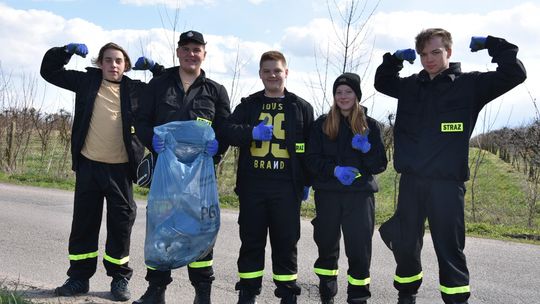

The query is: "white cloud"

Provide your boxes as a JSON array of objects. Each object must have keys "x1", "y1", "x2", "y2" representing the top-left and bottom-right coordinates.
[
  {"x1": 247, "y1": 0, "x2": 266, "y2": 4},
  {"x1": 0, "y1": 2, "x2": 538, "y2": 131},
  {"x1": 119, "y1": 0, "x2": 215, "y2": 9},
  {"x1": 0, "y1": 3, "x2": 271, "y2": 112},
  {"x1": 275, "y1": 2, "x2": 539, "y2": 129},
  {"x1": 366, "y1": 3, "x2": 539, "y2": 131}
]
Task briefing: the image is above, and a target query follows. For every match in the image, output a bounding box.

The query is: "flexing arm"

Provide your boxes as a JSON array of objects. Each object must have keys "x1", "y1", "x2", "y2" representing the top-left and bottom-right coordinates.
[
  {"x1": 374, "y1": 52, "x2": 406, "y2": 99},
  {"x1": 473, "y1": 36, "x2": 527, "y2": 107},
  {"x1": 40, "y1": 45, "x2": 87, "y2": 92},
  {"x1": 133, "y1": 56, "x2": 165, "y2": 76}
]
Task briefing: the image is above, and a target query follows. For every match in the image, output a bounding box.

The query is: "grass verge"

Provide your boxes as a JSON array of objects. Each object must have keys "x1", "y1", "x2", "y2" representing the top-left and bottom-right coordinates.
[{"x1": 0, "y1": 282, "x2": 33, "y2": 304}]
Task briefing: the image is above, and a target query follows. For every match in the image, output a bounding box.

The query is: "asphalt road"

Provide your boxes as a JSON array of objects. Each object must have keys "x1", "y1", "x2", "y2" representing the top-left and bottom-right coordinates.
[{"x1": 0, "y1": 183, "x2": 539, "y2": 304}]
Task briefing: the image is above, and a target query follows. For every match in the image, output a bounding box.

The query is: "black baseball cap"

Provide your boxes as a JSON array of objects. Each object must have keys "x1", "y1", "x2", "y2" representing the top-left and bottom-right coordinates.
[{"x1": 178, "y1": 30, "x2": 206, "y2": 46}]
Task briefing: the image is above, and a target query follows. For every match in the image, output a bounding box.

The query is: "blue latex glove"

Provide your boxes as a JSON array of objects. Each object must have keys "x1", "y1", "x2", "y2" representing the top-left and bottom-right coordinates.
[
  {"x1": 252, "y1": 117, "x2": 273, "y2": 141},
  {"x1": 206, "y1": 139, "x2": 219, "y2": 157},
  {"x1": 334, "y1": 166, "x2": 359, "y2": 186},
  {"x1": 133, "y1": 56, "x2": 155, "y2": 70},
  {"x1": 469, "y1": 36, "x2": 487, "y2": 52},
  {"x1": 66, "y1": 43, "x2": 88, "y2": 58},
  {"x1": 394, "y1": 48, "x2": 416, "y2": 64},
  {"x1": 352, "y1": 131, "x2": 371, "y2": 153},
  {"x1": 302, "y1": 186, "x2": 310, "y2": 201},
  {"x1": 152, "y1": 134, "x2": 165, "y2": 153}
]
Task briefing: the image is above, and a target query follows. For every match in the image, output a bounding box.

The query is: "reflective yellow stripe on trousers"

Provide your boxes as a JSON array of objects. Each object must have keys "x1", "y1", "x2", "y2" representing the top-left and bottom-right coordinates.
[
  {"x1": 348, "y1": 275, "x2": 371, "y2": 286},
  {"x1": 189, "y1": 260, "x2": 213, "y2": 268},
  {"x1": 314, "y1": 268, "x2": 339, "y2": 276},
  {"x1": 272, "y1": 273, "x2": 298, "y2": 282},
  {"x1": 104, "y1": 253, "x2": 129, "y2": 265},
  {"x1": 146, "y1": 260, "x2": 214, "y2": 271},
  {"x1": 394, "y1": 272, "x2": 423, "y2": 284},
  {"x1": 69, "y1": 251, "x2": 98, "y2": 261},
  {"x1": 238, "y1": 270, "x2": 264, "y2": 279},
  {"x1": 440, "y1": 284, "x2": 470, "y2": 295}
]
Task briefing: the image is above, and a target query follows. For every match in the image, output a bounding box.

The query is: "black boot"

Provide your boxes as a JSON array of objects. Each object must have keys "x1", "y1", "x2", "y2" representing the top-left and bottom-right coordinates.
[
  {"x1": 280, "y1": 294, "x2": 297, "y2": 304},
  {"x1": 132, "y1": 284, "x2": 166, "y2": 304},
  {"x1": 55, "y1": 278, "x2": 89, "y2": 296},
  {"x1": 193, "y1": 282, "x2": 212, "y2": 304},
  {"x1": 397, "y1": 294, "x2": 416, "y2": 304},
  {"x1": 111, "y1": 277, "x2": 131, "y2": 301},
  {"x1": 320, "y1": 296, "x2": 334, "y2": 304},
  {"x1": 237, "y1": 289, "x2": 258, "y2": 304}
]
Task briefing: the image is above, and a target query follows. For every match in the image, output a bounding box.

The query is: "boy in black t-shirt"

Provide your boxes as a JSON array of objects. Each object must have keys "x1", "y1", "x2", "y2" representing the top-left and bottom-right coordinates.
[{"x1": 223, "y1": 51, "x2": 314, "y2": 304}]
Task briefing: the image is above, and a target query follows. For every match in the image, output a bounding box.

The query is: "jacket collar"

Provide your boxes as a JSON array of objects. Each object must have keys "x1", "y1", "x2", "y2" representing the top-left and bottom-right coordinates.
[
  {"x1": 248, "y1": 88, "x2": 296, "y2": 101},
  {"x1": 171, "y1": 67, "x2": 207, "y2": 84},
  {"x1": 84, "y1": 67, "x2": 132, "y2": 83},
  {"x1": 418, "y1": 62, "x2": 462, "y2": 82}
]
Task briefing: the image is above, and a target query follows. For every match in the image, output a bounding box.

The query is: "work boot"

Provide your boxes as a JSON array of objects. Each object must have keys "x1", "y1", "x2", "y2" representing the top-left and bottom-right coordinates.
[
  {"x1": 320, "y1": 295, "x2": 334, "y2": 304},
  {"x1": 132, "y1": 284, "x2": 166, "y2": 304},
  {"x1": 237, "y1": 289, "x2": 258, "y2": 304},
  {"x1": 111, "y1": 277, "x2": 131, "y2": 301},
  {"x1": 193, "y1": 282, "x2": 212, "y2": 304},
  {"x1": 54, "y1": 278, "x2": 89, "y2": 296},
  {"x1": 397, "y1": 294, "x2": 416, "y2": 304},
  {"x1": 280, "y1": 294, "x2": 297, "y2": 304}
]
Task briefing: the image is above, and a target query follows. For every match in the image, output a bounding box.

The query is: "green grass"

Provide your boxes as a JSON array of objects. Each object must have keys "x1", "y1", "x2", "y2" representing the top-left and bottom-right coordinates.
[
  {"x1": 370, "y1": 148, "x2": 540, "y2": 242},
  {"x1": 1, "y1": 145, "x2": 538, "y2": 243},
  {"x1": 0, "y1": 284, "x2": 33, "y2": 304}
]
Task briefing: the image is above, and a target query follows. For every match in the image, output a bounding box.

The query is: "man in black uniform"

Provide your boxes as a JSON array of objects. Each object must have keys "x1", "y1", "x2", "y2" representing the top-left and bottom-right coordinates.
[
  {"x1": 133, "y1": 30, "x2": 231, "y2": 304},
  {"x1": 375, "y1": 28, "x2": 526, "y2": 304},
  {"x1": 223, "y1": 50, "x2": 314, "y2": 304},
  {"x1": 41, "y1": 42, "x2": 163, "y2": 301}
]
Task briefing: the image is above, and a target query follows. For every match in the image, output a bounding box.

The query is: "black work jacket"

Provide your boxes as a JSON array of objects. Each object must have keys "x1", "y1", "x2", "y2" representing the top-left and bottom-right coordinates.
[
  {"x1": 223, "y1": 90, "x2": 314, "y2": 200},
  {"x1": 374, "y1": 36, "x2": 526, "y2": 181},
  {"x1": 306, "y1": 109, "x2": 388, "y2": 192},
  {"x1": 40, "y1": 46, "x2": 163, "y2": 180},
  {"x1": 136, "y1": 67, "x2": 231, "y2": 160}
]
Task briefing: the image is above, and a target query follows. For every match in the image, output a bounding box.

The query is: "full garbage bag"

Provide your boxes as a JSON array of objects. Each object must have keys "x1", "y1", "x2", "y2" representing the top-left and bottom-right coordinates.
[{"x1": 144, "y1": 120, "x2": 220, "y2": 270}]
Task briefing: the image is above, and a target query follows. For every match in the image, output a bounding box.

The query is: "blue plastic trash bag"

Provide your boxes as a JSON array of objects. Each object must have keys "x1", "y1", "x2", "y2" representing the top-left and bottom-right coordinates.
[{"x1": 144, "y1": 120, "x2": 220, "y2": 270}]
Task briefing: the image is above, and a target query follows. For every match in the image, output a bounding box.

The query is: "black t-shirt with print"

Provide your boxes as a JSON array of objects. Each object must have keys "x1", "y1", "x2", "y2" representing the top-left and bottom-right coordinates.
[{"x1": 245, "y1": 95, "x2": 291, "y2": 181}]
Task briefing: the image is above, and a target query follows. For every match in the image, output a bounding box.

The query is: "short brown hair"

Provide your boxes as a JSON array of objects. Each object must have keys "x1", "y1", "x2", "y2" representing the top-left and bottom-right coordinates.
[
  {"x1": 415, "y1": 28, "x2": 453, "y2": 53},
  {"x1": 259, "y1": 50, "x2": 287, "y2": 69},
  {"x1": 92, "y1": 42, "x2": 132, "y2": 72}
]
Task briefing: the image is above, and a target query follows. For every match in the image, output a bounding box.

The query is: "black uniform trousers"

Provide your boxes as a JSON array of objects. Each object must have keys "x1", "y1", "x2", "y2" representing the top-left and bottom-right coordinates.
[
  {"x1": 67, "y1": 155, "x2": 137, "y2": 280},
  {"x1": 235, "y1": 180, "x2": 301, "y2": 297},
  {"x1": 392, "y1": 174, "x2": 470, "y2": 304},
  {"x1": 144, "y1": 250, "x2": 215, "y2": 286},
  {"x1": 313, "y1": 190, "x2": 375, "y2": 302}
]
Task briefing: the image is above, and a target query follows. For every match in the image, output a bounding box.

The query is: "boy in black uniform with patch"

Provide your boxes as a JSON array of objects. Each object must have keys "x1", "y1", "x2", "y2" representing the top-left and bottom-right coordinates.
[
  {"x1": 223, "y1": 50, "x2": 314, "y2": 304},
  {"x1": 41, "y1": 42, "x2": 163, "y2": 301},
  {"x1": 375, "y1": 28, "x2": 526, "y2": 304},
  {"x1": 133, "y1": 30, "x2": 231, "y2": 304}
]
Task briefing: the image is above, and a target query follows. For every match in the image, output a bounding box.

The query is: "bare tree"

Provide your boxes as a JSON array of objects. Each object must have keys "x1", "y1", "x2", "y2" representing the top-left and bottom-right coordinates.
[
  {"x1": 308, "y1": 0, "x2": 380, "y2": 115},
  {"x1": 327, "y1": 0, "x2": 379, "y2": 73},
  {"x1": 156, "y1": 3, "x2": 183, "y2": 65}
]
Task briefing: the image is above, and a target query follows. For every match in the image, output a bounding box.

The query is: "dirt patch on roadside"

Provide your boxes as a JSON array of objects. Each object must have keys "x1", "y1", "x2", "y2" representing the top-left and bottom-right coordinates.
[{"x1": 2, "y1": 279, "x2": 128, "y2": 304}]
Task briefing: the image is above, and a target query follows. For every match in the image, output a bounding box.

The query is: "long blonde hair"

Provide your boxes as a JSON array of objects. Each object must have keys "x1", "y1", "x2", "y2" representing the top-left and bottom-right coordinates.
[{"x1": 323, "y1": 99, "x2": 368, "y2": 140}]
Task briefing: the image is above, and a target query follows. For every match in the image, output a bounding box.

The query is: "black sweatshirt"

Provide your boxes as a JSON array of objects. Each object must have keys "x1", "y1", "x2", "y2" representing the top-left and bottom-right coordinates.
[{"x1": 374, "y1": 35, "x2": 526, "y2": 181}]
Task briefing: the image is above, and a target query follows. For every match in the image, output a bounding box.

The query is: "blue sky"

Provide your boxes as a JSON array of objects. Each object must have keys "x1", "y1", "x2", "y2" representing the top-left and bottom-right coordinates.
[{"x1": 0, "y1": 0, "x2": 538, "y2": 134}]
